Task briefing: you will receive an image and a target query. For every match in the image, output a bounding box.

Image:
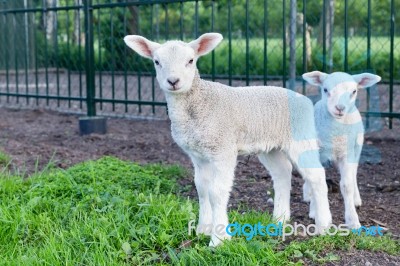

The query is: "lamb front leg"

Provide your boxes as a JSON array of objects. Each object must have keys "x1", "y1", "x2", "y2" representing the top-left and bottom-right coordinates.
[
  {"x1": 192, "y1": 154, "x2": 236, "y2": 247},
  {"x1": 192, "y1": 158, "x2": 213, "y2": 235},
  {"x1": 353, "y1": 133, "x2": 363, "y2": 207},
  {"x1": 338, "y1": 160, "x2": 361, "y2": 229}
]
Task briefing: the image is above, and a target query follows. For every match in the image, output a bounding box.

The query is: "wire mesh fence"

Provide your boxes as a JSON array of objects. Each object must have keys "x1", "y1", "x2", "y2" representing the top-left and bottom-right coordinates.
[{"x1": 0, "y1": 0, "x2": 399, "y2": 128}]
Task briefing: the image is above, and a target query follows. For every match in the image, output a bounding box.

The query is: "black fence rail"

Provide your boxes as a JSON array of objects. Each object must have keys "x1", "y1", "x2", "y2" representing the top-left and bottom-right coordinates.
[{"x1": 0, "y1": 0, "x2": 399, "y2": 129}]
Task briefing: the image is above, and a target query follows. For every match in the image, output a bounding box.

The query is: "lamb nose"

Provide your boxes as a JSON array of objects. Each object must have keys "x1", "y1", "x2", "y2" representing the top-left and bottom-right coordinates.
[
  {"x1": 167, "y1": 78, "x2": 180, "y2": 86},
  {"x1": 335, "y1": 104, "x2": 345, "y2": 112}
]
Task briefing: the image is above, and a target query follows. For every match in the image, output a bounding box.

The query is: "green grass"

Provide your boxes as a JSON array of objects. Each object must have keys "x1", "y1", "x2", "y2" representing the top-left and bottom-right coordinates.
[
  {"x1": 0, "y1": 156, "x2": 398, "y2": 265},
  {"x1": 0, "y1": 150, "x2": 11, "y2": 168}
]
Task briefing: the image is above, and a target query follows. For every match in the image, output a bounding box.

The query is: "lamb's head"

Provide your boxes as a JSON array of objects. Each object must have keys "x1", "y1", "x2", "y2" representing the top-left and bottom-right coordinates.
[
  {"x1": 303, "y1": 71, "x2": 381, "y2": 119},
  {"x1": 123, "y1": 33, "x2": 223, "y2": 93}
]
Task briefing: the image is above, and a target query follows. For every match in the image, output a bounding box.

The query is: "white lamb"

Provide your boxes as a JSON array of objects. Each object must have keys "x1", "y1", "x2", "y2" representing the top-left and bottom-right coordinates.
[
  {"x1": 124, "y1": 33, "x2": 332, "y2": 246},
  {"x1": 302, "y1": 71, "x2": 381, "y2": 229}
]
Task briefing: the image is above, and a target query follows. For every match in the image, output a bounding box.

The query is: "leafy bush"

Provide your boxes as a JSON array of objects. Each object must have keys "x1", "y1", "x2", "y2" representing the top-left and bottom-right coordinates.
[{"x1": 37, "y1": 31, "x2": 398, "y2": 81}]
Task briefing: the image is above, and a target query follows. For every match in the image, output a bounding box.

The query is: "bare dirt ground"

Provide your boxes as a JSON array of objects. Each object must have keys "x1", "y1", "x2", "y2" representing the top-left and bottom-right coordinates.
[{"x1": 0, "y1": 107, "x2": 399, "y2": 265}]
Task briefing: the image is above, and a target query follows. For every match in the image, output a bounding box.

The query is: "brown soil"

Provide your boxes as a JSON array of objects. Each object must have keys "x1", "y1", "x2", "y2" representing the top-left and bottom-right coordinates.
[{"x1": 0, "y1": 107, "x2": 399, "y2": 265}]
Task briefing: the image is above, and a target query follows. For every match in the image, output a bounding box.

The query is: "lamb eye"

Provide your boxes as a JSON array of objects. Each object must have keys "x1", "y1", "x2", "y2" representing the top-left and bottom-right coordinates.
[
  {"x1": 188, "y1": 59, "x2": 194, "y2": 64},
  {"x1": 323, "y1": 88, "x2": 328, "y2": 93},
  {"x1": 154, "y1": 60, "x2": 160, "y2": 65},
  {"x1": 352, "y1": 89, "x2": 357, "y2": 94}
]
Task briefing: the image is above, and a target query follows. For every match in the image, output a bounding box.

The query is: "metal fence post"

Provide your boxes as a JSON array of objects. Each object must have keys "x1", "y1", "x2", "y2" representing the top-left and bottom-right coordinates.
[
  {"x1": 79, "y1": 0, "x2": 106, "y2": 135},
  {"x1": 389, "y1": 0, "x2": 395, "y2": 129},
  {"x1": 84, "y1": 0, "x2": 95, "y2": 117},
  {"x1": 288, "y1": 0, "x2": 296, "y2": 91}
]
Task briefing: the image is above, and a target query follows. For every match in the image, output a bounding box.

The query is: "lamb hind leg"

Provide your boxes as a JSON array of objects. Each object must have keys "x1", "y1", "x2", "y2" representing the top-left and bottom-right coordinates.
[
  {"x1": 288, "y1": 146, "x2": 332, "y2": 231},
  {"x1": 258, "y1": 149, "x2": 292, "y2": 223}
]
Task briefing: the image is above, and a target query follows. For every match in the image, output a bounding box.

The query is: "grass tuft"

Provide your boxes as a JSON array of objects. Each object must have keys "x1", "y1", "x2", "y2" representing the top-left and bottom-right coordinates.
[{"x1": 0, "y1": 150, "x2": 11, "y2": 167}]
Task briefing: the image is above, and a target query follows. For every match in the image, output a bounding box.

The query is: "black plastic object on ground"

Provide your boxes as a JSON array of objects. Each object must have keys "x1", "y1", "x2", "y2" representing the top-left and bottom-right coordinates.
[{"x1": 79, "y1": 117, "x2": 107, "y2": 135}]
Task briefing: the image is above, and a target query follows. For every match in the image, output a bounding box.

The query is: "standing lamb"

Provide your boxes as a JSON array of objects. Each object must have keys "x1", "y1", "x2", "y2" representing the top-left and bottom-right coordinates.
[
  {"x1": 302, "y1": 71, "x2": 381, "y2": 229},
  {"x1": 124, "y1": 33, "x2": 332, "y2": 246}
]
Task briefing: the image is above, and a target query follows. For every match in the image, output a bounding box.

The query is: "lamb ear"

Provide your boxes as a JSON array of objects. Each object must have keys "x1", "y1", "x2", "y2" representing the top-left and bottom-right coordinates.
[
  {"x1": 352, "y1": 73, "x2": 381, "y2": 88},
  {"x1": 123, "y1": 35, "x2": 161, "y2": 59},
  {"x1": 302, "y1": 71, "x2": 328, "y2": 86},
  {"x1": 189, "y1": 33, "x2": 223, "y2": 57}
]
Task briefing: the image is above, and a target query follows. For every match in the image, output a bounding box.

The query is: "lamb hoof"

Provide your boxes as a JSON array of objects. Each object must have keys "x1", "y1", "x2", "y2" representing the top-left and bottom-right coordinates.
[
  {"x1": 345, "y1": 217, "x2": 361, "y2": 229},
  {"x1": 347, "y1": 222, "x2": 362, "y2": 230},
  {"x1": 315, "y1": 211, "x2": 332, "y2": 230}
]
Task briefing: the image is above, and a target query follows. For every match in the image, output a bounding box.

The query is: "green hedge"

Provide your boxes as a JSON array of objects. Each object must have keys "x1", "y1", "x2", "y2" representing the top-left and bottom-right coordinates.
[{"x1": 38, "y1": 37, "x2": 399, "y2": 81}]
